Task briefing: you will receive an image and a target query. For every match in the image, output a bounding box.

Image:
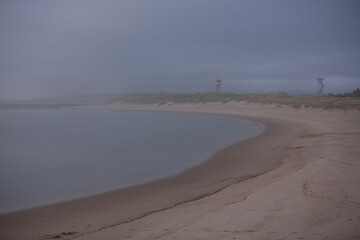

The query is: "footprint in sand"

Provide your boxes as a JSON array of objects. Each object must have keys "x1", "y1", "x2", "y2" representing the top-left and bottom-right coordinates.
[{"x1": 42, "y1": 231, "x2": 78, "y2": 239}]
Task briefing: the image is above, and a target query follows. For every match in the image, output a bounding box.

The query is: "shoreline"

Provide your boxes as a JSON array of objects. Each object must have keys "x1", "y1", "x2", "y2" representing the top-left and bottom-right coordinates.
[
  {"x1": 0, "y1": 109, "x2": 265, "y2": 215},
  {"x1": 1, "y1": 102, "x2": 359, "y2": 239}
]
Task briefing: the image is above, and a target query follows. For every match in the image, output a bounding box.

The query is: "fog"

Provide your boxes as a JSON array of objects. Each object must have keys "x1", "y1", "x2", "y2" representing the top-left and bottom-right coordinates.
[{"x1": 1, "y1": 0, "x2": 359, "y2": 99}]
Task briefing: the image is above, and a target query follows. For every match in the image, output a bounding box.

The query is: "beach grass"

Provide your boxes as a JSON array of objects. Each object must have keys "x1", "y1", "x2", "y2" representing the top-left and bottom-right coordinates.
[{"x1": 109, "y1": 92, "x2": 360, "y2": 111}]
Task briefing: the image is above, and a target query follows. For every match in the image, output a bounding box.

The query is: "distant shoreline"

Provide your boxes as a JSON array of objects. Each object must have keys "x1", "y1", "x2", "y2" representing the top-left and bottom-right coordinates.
[{"x1": 0, "y1": 103, "x2": 78, "y2": 109}]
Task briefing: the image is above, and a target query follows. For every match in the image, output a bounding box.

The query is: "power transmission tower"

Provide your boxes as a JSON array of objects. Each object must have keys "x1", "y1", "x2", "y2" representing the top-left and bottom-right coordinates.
[
  {"x1": 215, "y1": 79, "x2": 222, "y2": 93},
  {"x1": 316, "y1": 78, "x2": 324, "y2": 95}
]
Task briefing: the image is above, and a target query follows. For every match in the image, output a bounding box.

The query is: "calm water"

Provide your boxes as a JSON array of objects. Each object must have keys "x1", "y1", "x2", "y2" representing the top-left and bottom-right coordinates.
[{"x1": 0, "y1": 109, "x2": 263, "y2": 213}]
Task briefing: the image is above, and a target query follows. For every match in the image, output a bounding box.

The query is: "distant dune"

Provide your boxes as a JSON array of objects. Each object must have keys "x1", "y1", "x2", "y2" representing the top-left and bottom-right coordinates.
[{"x1": 110, "y1": 92, "x2": 360, "y2": 111}]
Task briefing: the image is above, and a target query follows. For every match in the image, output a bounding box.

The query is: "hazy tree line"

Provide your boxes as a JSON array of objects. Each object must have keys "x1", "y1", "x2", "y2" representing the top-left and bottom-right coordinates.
[{"x1": 330, "y1": 88, "x2": 360, "y2": 97}]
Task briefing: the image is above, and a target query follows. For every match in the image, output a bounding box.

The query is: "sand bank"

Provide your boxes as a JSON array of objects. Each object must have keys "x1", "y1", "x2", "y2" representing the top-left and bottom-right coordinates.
[{"x1": 0, "y1": 102, "x2": 359, "y2": 240}]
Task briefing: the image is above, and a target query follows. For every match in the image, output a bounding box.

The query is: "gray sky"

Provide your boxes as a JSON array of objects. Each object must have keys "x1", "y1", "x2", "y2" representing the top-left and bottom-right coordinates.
[{"x1": 1, "y1": 0, "x2": 360, "y2": 99}]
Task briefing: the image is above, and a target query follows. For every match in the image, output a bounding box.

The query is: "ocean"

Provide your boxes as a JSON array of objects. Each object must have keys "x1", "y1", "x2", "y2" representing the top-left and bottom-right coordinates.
[{"x1": 0, "y1": 109, "x2": 263, "y2": 213}]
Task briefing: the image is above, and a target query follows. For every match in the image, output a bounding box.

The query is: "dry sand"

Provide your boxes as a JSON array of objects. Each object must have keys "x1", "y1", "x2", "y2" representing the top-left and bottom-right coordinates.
[{"x1": 0, "y1": 102, "x2": 359, "y2": 240}]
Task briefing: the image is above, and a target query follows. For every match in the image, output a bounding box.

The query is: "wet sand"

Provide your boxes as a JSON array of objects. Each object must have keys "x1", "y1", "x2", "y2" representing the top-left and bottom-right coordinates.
[{"x1": 0, "y1": 102, "x2": 359, "y2": 240}]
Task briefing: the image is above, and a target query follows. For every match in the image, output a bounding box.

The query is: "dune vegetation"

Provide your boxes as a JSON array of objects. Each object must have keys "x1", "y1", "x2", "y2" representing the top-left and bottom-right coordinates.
[{"x1": 109, "y1": 90, "x2": 360, "y2": 111}]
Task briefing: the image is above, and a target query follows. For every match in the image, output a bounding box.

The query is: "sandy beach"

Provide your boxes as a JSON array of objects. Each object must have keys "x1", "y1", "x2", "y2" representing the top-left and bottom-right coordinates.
[{"x1": 0, "y1": 102, "x2": 359, "y2": 240}]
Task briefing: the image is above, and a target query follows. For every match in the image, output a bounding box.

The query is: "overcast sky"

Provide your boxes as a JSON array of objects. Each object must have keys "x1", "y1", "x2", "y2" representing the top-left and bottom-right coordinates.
[{"x1": 1, "y1": 0, "x2": 359, "y2": 99}]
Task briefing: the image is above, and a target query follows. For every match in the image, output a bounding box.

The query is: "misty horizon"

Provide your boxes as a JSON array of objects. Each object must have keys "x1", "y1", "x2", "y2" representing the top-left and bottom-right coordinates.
[{"x1": 1, "y1": 0, "x2": 360, "y2": 100}]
